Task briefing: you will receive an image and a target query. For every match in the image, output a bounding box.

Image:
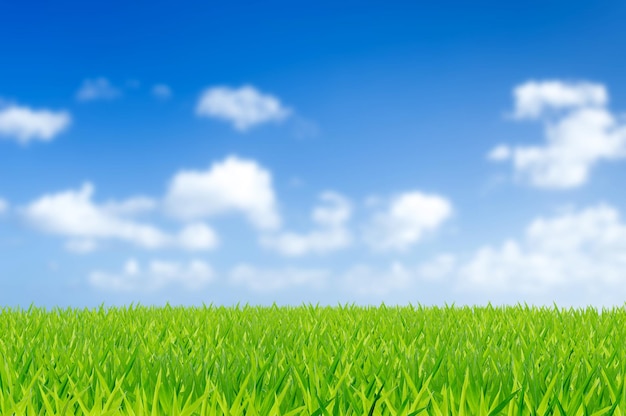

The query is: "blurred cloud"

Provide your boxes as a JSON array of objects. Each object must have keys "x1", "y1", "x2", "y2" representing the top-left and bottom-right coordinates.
[
  {"x1": 165, "y1": 155, "x2": 281, "y2": 230},
  {"x1": 512, "y1": 80, "x2": 607, "y2": 119},
  {"x1": 90, "y1": 258, "x2": 214, "y2": 292},
  {"x1": 76, "y1": 78, "x2": 121, "y2": 102},
  {"x1": 23, "y1": 183, "x2": 218, "y2": 252},
  {"x1": 490, "y1": 80, "x2": 626, "y2": 188},
  {"x1": 0, "y1": 103, "x2": 71, "y2": 144},
  {"x1": 152, "y1": 84, "x2": 172, "y2": 100},
  {"x1": 230, "y1": 264, "x2": 328, "y2": 292},
  {"x1": 363, "y1": 191, "x2": 453, "y2": 251},
  {"x1": 261, "y1": 191, "x2": 352, "y2": 256},
  {"x1": 457, "y1": 204, "x2": 626, "y2": 295},
  {"x1": 196, "y1": 85, "x2": 291, "y2": 131}
]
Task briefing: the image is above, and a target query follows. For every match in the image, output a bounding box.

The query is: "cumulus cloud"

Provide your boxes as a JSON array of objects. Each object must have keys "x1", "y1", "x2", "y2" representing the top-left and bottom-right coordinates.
[
  {"x1": 490, "y1": 80, "x2": 626, "y2": 188},
  {"x1": 102, "y1": 196, "x2": 157, "y2": 216},
  {"x1": 76, "y1": 78, "x2": 121, "y2": 102},
  {"x1": 458, "y1": 204, "x2": 626, "y2": 296},
  {"x1": 363, "y1": 191, "x2": 453, "y2": 251},
  {"x1": 230, "y1": 264, "x2": 328, "y2": 292},
  {"x1": 23, "y1": 183, "x2": 218, "y2": 252},
  {"x1": 341, "y1": 262, "x2": 413, "y2": 296},
  {"x1": 0, "y1": 198, "x2": 7, "y2": 215},
  {"x1": 312, "y1": 192, "x2": 351, "y2": 227},
  {"x1": 0, "y1": 104, "x2": 71, "y2": 144},
  {"x1": 487, "y1": 144, "x2": 512, "y2": 161},
  {"x1": 152, "y1": 84, "x2": 172, "y2": 100},
  {"x1": 164, "y1": 155, "x2": 280, "y2": 230},
  {"x1": 24, "y1": 183, "x2": 168, "y2": 249},
  {"x1": 177, "y1": 222, "x2": 219, "y2": 251},
  {"x1": 196, "y1": 85, "x2": 291, "y2": 131},
  {"x1": 340, "y1": 255, "x2": 455, "y2": 296},
  {"x1": 261, "y1": 192, "x2": 352, "y2": 256},
  {"x1": 90, "y1": 258, "x2": 214, "y2": 292},
  {"x1": 512, "y1": 80, "x2": 607, "y2": 120}
]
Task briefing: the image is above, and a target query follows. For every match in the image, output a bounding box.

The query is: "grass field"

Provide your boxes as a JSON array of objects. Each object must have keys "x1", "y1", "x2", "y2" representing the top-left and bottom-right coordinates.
[{"x1": 0, "y1": 304, "x2": 625, "y2": 415}]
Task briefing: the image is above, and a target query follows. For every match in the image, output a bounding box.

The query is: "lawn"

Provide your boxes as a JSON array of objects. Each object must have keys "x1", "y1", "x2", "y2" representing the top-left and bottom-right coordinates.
[{"x1": 0, "y1": 304, "x2": 623, "y2": 415}]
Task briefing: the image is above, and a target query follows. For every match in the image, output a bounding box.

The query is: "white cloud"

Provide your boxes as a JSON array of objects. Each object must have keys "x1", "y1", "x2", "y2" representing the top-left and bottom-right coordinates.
[
  {"x1": 487, "y1": 144, "x2": 512, "y2": 161},
  {"x1": 363, "y1": 191, "x2": 453, "y2": 251},
  {"x1": 196, "y1": 85, "x2": 291, "y2": 131},
  {"x1": 90, "y1": 258, "x2": 214, "y2": 292},
  {"x1": 102, "y1": 196, "x2": 157, "y2": 216},
  {"x1": 24, "y1": 183, "x2": 168, "y2": 249},
  {"x1": 513, "y1": 80, "x2": 607, "y2": 119},
  {"x1": 340, "y1": 255, "x2": 455, "y2": 296},
  {"x1": 0, "y1": 198, "x2": 7, "y2": 215},
  {"x1": 261, "y1": 192, "x2": 352, "y2": 256},
  {"x1": 230, "y1": 264, "x2": 328, "y2": 292},
  {"x1": 177, "y1": 222, "x2": 219, "y2": 251},
  {"x1": 416, "y1": 254, "x2": 457, "y2": 281},
  {"x1": 261, "y1": 228, "x2": 350, "y2": 257},
  {"x1": 23, "y1": 183, "x2": 218, "y2": 252},
  {"x1": 0, "y1": 104, "x2": 71, "y2": 144},
  {"x1": 152, "y1": 84, "x2": 172, "y2": 100},
  {"x1": 76, "y1": 78, "x2": 121, "y2": 102},
  {"x1": 312, "y1": 192, "x2": 351, "y2": 227},
  {"x1": 458, "y1": 204, "x2": 626, "y2": 296},
  {"x1": 513, "y1": 108, "x2": 625, "y2": 188},
  {"x1": 164, "y1": 155, "x2": 281, "y2": 230},
  {"x1": 65, "y1": 239, "x2": 98, "y2": 254},
  {"x1": 492, "y1": 80, "x2": 626, "y2": 188},
  {"x1": 341, "y1": 262, "x2": 413, "y2": 296}
]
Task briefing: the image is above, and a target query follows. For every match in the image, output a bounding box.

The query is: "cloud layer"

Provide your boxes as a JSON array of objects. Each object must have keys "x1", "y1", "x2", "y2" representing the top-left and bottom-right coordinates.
[
  {"x1": 0, "y1": 104, "x2": 71, "y2": 144},
  {"x1": 23, "y1": 183, "x2": 218, "y2": 252},
  {"x1": 196, "y1": 85, "x2": 291, "y2": 131},
  {"x1": 261, "y1": 192, "x2": 352, "y2": 256},
  {"x1": 2, "y1": 76, "x2": 621, "y2": 306},
  {"x1": 76, "y1": 78, "x2": 121, "y2": 102},
  {"x1": 340, "y1": 254, "x2": 456, "y2": 297},
  {"x1": 490, "y1": 80, "x2": 626, "y2": 188},
  {"x1": 512, "y1": 80, "x2": 607, "y2": 119},
  {"x1": 458, "y1": 204, "x2": 626, "y2": 297},
  {"x1": 165, "y1": 156, "x2": 281, "y2": 230},
  {"x1": 364, "y1": 191, "x2": 453, "y2": 251},
  {"x1": 90, "y1": 259, "x2": 214, "y2": 292},
  {"x1": 230, "y1": 264, "x2": 328, "y2": 293}
]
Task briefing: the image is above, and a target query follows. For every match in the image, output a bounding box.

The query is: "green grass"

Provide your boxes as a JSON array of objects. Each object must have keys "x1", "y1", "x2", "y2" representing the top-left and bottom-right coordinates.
[{"x1": 0, "y1": 303, "x2": 625, "y2": 415}]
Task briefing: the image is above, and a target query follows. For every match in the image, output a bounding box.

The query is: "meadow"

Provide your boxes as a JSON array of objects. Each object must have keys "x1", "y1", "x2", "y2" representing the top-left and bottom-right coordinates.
[{"x1": 0, "y1": 304, "x2": 624, "y2": 415}]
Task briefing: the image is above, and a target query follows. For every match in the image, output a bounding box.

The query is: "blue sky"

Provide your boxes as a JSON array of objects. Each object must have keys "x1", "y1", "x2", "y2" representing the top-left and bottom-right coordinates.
[{"x1": 2, "y1": 1, "x2": 626, "y2": 307}]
